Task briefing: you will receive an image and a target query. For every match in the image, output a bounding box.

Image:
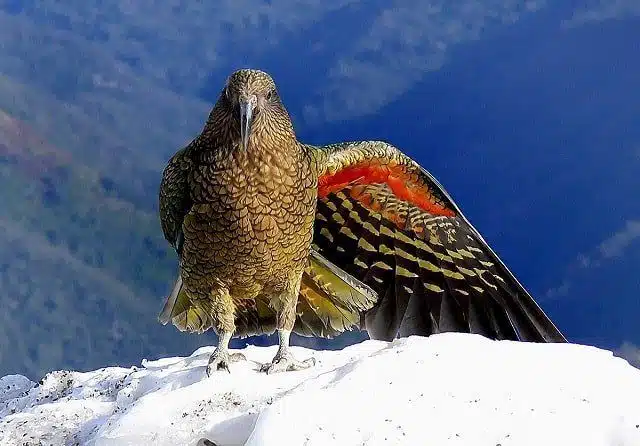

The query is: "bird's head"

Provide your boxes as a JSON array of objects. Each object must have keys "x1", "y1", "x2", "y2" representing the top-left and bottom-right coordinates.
[{"x1": 218, "y1": 69, "x2": 293, "y2": 151}]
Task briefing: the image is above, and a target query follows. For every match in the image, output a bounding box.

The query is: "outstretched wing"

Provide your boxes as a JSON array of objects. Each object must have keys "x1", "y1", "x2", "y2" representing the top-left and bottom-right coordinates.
[{"x1": 308, "y1": 141, "x2": 566, "y2": 343}]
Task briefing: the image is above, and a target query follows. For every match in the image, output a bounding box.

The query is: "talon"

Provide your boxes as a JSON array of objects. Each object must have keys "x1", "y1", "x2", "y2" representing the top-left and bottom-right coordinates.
[
  {"x1": 206, "y1": 349, "x2": 246, "y2": 376},
  {"x1": 229, "y1": 352, "x2": 246, "y2": 362},
  {"x1": 261, "y1": 352, "x2": 315, "y2": 374}
]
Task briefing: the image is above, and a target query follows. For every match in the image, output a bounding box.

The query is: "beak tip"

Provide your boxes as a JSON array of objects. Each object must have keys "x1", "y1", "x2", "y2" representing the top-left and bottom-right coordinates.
[{"x1": 239, "y1": 98, "x2": 255, "y2": 151}]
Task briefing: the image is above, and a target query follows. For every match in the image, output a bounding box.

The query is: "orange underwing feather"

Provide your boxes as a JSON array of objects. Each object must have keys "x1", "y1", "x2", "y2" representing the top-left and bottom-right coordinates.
[{"x1": 318, "y1": 162, "x2": 456, "y2": 220}]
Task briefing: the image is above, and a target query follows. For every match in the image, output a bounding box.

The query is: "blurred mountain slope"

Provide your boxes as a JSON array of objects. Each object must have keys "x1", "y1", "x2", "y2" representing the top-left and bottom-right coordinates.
[{"x1": 0, "y1": 108, "x2": 208, "y2": 378}]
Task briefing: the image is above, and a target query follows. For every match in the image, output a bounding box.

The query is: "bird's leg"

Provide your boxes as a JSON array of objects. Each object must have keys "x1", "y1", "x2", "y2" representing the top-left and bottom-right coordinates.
[
  {"x1": 206, "y1": 289, "x2": 245, "y2": 376},
  {"x1": 260, "y1": 329, "x2": 315, "y2": 374},
  {"x1": 261, "y1": 281, "x2": 316, "y2": 374},
  {"x1": 206, "y1": 331, "x2": 246, "y2": 375}
]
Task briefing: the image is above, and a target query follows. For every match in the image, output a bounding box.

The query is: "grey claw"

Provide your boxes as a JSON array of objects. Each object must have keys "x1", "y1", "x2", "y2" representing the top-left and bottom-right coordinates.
[
  {"x1": 206, "y1": 349, "x2": 246, "y2": 376},
  {"x1": 261, "y1": 354, "x2": 315, "y2": 374},
  {"x1": 229, "y1": 352, "x2": 246, "y2": 362}
]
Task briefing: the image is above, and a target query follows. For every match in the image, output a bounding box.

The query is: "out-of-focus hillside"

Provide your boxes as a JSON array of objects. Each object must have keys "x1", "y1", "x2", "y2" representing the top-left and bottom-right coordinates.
[
  {"x1": 0, "y1": 108, "x2": 210, "y2": 378},
  {"x1": 0, "y1": 110, "x2": 170, "y2": 293}
]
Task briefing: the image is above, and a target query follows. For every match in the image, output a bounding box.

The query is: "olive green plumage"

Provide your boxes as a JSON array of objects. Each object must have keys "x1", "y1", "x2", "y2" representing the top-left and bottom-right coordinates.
[{"x1": 158, "y1": 69, "x2": 566, "y2": 374}]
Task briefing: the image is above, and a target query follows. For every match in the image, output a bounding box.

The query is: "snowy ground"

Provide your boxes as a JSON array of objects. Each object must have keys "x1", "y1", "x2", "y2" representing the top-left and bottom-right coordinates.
[{"x1": 1, "y1": 333, "x2": 639, "y2": 446}]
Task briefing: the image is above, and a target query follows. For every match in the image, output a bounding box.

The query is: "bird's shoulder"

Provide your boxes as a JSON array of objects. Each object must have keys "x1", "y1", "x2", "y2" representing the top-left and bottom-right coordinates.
[
  {"x1": 162, "y1": 143, "x2": 196, "y2": 180},
  {"x1": 303, "y1": 140, "x2": 456, "y2": 214},
  {"x1": 305, "y1": 140, "x2": 418, "y2": 174},
  {"x1": 161, "y1": 138, "x2": 234, "y2": 191}
]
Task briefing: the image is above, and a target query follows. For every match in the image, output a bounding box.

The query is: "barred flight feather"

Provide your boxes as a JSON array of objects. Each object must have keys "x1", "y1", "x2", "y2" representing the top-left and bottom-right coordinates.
[{"x1": 309, "y1": 141, "x2": 566, "y2": 343}]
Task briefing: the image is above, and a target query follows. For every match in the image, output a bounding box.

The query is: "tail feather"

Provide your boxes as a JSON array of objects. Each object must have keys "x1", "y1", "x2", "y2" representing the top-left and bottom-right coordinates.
[
  {"x1": 293, "y1": 249, "x2": 378, "y2": 337},
  {"x1": 160, "y1": 249, "x2": 379, "y2": 339},
  {"x1": 157, "y1": 272, "x2": 214, "y2": 334}
]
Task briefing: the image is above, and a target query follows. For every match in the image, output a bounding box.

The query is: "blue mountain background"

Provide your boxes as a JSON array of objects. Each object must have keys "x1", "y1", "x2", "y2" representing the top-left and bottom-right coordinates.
[{"x1": 1, "y1": 0, "x2": 639, "y2": 379}]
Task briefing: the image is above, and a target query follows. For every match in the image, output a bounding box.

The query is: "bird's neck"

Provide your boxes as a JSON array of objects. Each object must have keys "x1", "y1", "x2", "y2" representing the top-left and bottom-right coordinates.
[{"x1": 250, "y1": 125, "x2": 299, "y2": 154}]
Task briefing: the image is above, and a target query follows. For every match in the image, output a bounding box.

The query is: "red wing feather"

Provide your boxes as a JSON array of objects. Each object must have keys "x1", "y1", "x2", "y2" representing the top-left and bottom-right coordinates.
[{"x1": 318, "y1": 162, "x2": 456, "y2": 220}]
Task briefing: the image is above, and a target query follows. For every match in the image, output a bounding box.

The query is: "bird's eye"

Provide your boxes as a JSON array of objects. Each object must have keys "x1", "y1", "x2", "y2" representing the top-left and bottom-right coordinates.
[{"x1": 266, "y1": 90, "x2": 275, "y2": 101}]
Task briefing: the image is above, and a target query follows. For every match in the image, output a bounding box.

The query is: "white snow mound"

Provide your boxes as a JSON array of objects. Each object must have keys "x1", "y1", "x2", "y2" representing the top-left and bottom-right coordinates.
[{"x1": 1, "y1": 333, "x2": 639, "y2": 446}]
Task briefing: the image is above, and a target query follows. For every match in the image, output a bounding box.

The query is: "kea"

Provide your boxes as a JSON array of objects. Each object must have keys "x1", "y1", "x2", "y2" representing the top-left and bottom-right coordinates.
[{"x1": 158, "y1": 69, "x2": 566, "y2": 375}]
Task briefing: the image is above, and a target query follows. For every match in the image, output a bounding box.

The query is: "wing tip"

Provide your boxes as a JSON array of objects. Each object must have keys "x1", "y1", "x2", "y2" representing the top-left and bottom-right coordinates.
[{"x1": 158, "y1": 273, "x2": 183, "y2": 326}]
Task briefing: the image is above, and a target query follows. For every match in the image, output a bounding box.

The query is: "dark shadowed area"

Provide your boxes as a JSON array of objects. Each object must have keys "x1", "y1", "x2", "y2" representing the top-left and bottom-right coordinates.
[{"x1": 0, "y1": 0, "x2": 638, "y2": 379}]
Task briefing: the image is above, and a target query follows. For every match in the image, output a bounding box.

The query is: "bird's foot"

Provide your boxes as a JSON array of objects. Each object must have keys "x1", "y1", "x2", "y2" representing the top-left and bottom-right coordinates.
[
  {"x1": 205, "y1": 348, "x2": 246, "y2": 376},
  {"x1": 260, "y1": 349, "x2": 315, "y2": 374}
]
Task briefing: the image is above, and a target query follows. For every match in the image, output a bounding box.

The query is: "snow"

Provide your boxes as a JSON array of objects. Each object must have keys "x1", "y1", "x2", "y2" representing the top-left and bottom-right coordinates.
[{"x1": 1, "y1": 333, "x2": 640, "y2": 446}]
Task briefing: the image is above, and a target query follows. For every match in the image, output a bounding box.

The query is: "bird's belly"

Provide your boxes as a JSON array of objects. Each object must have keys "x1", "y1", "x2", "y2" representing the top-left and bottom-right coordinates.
[{"x1": 182, "y1": 189, "x2": 316, "y2": 293}]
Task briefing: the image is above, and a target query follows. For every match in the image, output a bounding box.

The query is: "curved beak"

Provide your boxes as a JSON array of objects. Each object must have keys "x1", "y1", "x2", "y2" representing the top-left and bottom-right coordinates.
[{"x1": 239, "y1": 95, "x2": 257, "y2": 151}]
